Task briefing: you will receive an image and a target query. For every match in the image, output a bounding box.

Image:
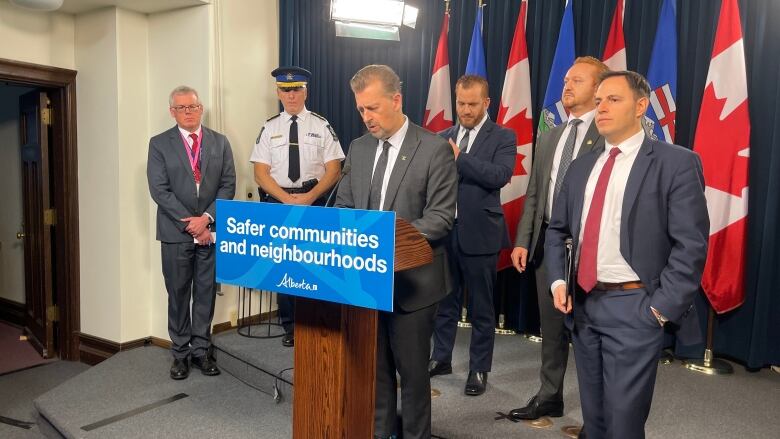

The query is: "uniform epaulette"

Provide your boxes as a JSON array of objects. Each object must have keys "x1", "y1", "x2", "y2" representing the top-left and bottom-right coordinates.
[
  {"x1": 310, "y1": 112, "x2": 327, "y2": 122},
  {"x1": 266, "y1": 113, "x2": 281, "y2": 122}
]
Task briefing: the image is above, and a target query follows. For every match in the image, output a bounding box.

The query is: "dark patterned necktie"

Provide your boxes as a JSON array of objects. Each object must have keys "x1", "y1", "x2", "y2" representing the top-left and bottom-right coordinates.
[
  {"x1": 459, "y1": 129, "x2": 471, "y2": 152},
  {"x1": 189, "y1": 133, "x2": 201, "y2": 183},
  {"x1": 368, "y1": 141, "x2": 391, "y2": 210},
  {"x1": 553, "y1": 118, "x2": 583, "y2": 199},
  {"x1": 288, "y1": 115, "x2": 300, "y2": 182}
]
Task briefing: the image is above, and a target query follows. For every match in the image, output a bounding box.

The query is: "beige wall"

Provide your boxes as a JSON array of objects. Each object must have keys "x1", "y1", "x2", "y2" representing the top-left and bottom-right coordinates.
[
  {"x1": 0, "y1": 1, "x2": 75, "y2": 69},
  {"x1": 0, "y1": 85, "x2": 33, "y2": 305},
  {"x1": 1, "y1": 0, "x2": 279, "y2": 343},
  {"x1": 75, "y1": 7, "x2": 122, "y2": 341}
]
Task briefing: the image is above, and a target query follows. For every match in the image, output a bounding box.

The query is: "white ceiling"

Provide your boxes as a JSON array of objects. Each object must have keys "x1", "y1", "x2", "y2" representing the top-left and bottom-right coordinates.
[{"x1": 54, "y1": 0, "x2": 210, "y2": 15}]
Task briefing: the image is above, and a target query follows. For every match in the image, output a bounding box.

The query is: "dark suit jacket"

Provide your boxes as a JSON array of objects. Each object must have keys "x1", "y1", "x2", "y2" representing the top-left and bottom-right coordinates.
[
  {"x1": 335, "y1": 121, "x2": 457, "y2": 312},
  {"x1": 440, "y1": 120, "x2": 516, "y2": 255},
  {"x1": 545, "y1": 136, "x2": 709, "y2": 343},
  {"x1": 147, "y1": 125, "x2": 236, "y2": 243},
  {"x1": 515, "y1": 120, "x2": 603, "y2": 261}
]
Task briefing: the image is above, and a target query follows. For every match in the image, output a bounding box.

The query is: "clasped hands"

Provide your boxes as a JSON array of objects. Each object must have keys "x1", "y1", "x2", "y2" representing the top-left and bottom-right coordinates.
[{"x1": 182, "y1": 214, "x2": 212, "y2": 245}]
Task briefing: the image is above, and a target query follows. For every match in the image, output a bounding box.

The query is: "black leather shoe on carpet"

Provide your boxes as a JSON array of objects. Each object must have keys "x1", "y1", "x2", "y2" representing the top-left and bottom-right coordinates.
[
  {"x1": 508, "y1": 395, "x2": 563, "y2": 420},
  {"x1": 170, "y1": 358, "x2": 189, "y2": 380},
  {"x1": 281, "y1": 332, "x2": 294, "y2": 347},
  {"x1": 428, "y1": 359, "x2": 452, "y2": 377},
  {"x1": 191, "y1": 355, "x2": 220, "y2": 376},
  {"x1": 464, "y1": 371, "x2": 487, "y2": 396}
]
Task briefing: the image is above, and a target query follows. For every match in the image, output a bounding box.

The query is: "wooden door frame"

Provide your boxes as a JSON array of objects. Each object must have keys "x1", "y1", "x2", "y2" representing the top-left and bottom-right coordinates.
[{"x1": 0, "y1": 57, "x2": 80, "y2": 361}]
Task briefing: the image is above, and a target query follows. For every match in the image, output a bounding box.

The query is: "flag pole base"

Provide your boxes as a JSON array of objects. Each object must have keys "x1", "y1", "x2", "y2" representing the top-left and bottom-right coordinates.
[
  {"x1": 524, "y1": 334, "x2": 543, "y2": 343},
  {"x1": 659, "y1": 350, "x2": 674, "y2": 365},
  {"x1": 683, "y1": 349, "x2": 733, "y2": 375},
  {"x1": 495, "y1": 313, "x2": 516, "y2": 335},
  {"x1": 561, "y1": 425, "x2": 582, "y2": 438},
  {"x1": 457, "y1": 320, "x2": 472, "y2": 328}
]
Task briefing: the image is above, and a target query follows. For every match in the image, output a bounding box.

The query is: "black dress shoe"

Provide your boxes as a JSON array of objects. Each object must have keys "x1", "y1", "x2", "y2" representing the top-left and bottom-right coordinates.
[
  {"x1": 170, "y1": 358, "x2": 189, "y2": 380},
  {"x1": 428, "y1": 359, "x2": 452, "y2": 377},
  {"x1": 191, "y1": 355, "x2": 220, "y2": 376},
  {"x1": 464, "y1": 371, "x2": 487, "y2": 396},
  {"x1": 508, "y1": 395, "x2": 563, "y2": 420},
  {"x1": 281, "y1": 332, "x2": 294, "y2": 347}
]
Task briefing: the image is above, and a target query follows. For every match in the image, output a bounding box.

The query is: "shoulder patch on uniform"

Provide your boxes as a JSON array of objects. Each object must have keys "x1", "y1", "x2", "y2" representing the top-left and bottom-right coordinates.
[
  {"x1": 326, "y1": 124, "x2": 339, "y2": 142},
  {"x1": 310, "y1": 112, "x2": 327, "y2": 122},
  {"x1": 266, "y1": 113, "x2": 281, "y2": 122},
  {"x1": 255, "y1": 126, "x2": 265, "y2": 144}
]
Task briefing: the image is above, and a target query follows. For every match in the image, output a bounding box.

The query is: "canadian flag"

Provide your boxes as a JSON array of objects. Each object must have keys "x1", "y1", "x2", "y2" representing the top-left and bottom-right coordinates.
[
  {"x1": 693, "y1": 0, "x2": 751, "y2": 313},
  {"x1": 423, "y1": 12, "x2": 453, "y2": 132},
  {"x1": 602, "y1": 0, "x2": 627, "y2": 71},
  {"x1": 497, "y1": 0, "x2": 533, "y2": 270}
]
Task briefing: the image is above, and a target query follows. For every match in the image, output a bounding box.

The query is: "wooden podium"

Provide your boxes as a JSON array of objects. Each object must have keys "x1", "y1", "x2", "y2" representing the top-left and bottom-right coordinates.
[{"x1": 292, "y1": 218, "x2": 433, "y2": 438}]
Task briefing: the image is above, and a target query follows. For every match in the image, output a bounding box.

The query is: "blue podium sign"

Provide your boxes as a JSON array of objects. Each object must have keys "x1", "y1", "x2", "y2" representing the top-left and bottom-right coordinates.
[{"x1": 216, "y1": 200, "x2": 396, "y2": 312}]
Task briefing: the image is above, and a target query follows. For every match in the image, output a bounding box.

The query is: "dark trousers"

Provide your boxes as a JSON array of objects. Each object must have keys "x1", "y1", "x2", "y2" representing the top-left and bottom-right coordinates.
[
  {"x1": 161, "y1": 242, "x2": 217, "y2": 359},
  {"x1": 572, "y1": 287, "x2": 665, "y2": 439},
  {"x1": 534, "y1": 257, "x2": 570, "y2": 401},
  {"x1": 263, "y1": 191, "x2": 326, "y2": 334},
  {"x1": 375, "y1": 303, "x2": 438, "y2": 439},
  {"x1": 432, "y1": 230, "x2": 498, "y2": 372}
]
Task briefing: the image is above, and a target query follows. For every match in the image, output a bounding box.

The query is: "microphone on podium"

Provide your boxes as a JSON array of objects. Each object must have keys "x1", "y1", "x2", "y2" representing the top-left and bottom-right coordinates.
[{"x1": 325, "y1": 164, "x2": 351, "y2": 207}]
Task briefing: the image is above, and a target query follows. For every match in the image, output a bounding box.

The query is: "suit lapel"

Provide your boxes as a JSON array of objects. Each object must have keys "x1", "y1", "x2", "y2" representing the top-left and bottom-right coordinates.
[
  {"x1": 357, "y1": 136, "x2": 376, "y2": 210},
  {"x1": 469, "y1": 120, "x2": 494, "y2": 157},
  {"x1": 382, "y1": 124, "x2": 420, "y2": 210},
  {"x1": 169, "y1": 127, "x2": 195, "y2": 187},
  {"x1": 199, "y1": 127, "x2": 213, "y2": 183},
  {"x1": 576, "y1": 121, "x2": 603, "y2": 158},
  {"x1": 621, "y1": 137, "x2": 654, "y2": 256},
  {"x1": 572, "y1": 152, "x2": 601, "y2": 244}
]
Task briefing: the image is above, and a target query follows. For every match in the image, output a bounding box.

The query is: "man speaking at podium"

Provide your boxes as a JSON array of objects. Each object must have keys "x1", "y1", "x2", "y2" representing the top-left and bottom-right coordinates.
[{"x1": 335, "y1": 64, "x2": 457, "y2": 439}]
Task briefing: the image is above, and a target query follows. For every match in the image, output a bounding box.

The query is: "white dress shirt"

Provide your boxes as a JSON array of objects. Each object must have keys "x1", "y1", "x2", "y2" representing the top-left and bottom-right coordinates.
[
  {"x1": 456, "y1": 113, "x2": 489, "y2": 153},
  {"x1": 546, "y1": 109, "x2": 597, "y2": 220},
  {"x1": 372, "y1": 116, "x2": 410, "y2": 210},
  {"x1": 551, "y1": 128, "x2": 645, "y2": 292}
]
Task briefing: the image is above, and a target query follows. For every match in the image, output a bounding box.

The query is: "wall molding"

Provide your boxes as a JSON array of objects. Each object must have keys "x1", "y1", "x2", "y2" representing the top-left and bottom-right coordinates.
[{"x1": 0, "y1": 297, "x2": 25, "y2": 327}]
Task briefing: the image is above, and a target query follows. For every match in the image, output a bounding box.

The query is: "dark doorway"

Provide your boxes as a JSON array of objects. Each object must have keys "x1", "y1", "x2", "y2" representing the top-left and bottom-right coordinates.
[{"x1": 0, "y1": 58, "x2": 80, "y2": 361}]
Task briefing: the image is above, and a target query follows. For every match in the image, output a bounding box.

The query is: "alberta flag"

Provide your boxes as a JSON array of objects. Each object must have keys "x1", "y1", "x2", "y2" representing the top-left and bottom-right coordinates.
[
  {"x1": 644, "y1": 0, "x2": 677, "y2": 142},
  {"x1": 423, "y1": 12, "x2": 453, "y2": 132},
  {"x1": 538, "y1": 0, "x2": 575, "y2": 133},
  {"x1": 497, "y1": 0, "x2": 533, "y2": 270}
]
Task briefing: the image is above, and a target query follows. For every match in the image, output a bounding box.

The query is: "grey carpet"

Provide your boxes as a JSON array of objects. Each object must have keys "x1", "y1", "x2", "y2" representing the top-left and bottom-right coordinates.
[
  {"x1": 32, "y1": 346, "x2": 290, "y2": 439},
  {"x1": 7, "y1": 328, "x2": 779, "y2": 438},
  {"x1": 0, "y1": 361, "x2": 88, "y2": 439}
]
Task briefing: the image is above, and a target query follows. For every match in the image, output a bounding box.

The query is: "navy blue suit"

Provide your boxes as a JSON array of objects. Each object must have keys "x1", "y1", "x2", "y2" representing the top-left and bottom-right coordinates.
[
  {"x1": 432, "y1": 120, "x2": 516, "y2": 372},
  {"x1": 545, "y1": 136, "x2": 708, "y2": 438}
]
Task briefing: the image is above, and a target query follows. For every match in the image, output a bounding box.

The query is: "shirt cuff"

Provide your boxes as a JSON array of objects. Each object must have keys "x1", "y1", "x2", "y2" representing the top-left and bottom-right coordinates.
[
  {"x1": 650, "y1": 306, "x2": 668, "y2": 327},
  {"x1": 204, "y1": 213, "x2": 214, "y2": 223},
  {"x1": 551, "y1": 279, "x2": 566, "y2": 294}
]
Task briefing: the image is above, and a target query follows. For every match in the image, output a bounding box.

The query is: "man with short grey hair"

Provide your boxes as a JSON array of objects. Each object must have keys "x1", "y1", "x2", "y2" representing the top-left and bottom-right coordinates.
[
  {"x1": 337, "y1": 64, "x2": 457, "y2": 439},
  {"x1": 147, "y1": 85, "x2": 236, "y2": 380}
]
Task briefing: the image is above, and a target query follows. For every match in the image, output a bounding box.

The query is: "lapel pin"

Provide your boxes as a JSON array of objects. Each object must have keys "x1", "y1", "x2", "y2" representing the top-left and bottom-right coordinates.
[
  {"x1": 401, "y1": 155, "x2": 407, "y2": 161},
  {"x1": 587, "y1": 140, "x2": 593, "y2": 145}
]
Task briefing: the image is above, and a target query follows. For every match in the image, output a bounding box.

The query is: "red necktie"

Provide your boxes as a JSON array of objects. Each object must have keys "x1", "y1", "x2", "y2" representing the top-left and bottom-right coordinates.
[
  {"x1": 189, "y1": 133, "x2": 201, "y2": 183},
  {"x1": 577, "y1": 147, "x2": 622, "y2": 292}
]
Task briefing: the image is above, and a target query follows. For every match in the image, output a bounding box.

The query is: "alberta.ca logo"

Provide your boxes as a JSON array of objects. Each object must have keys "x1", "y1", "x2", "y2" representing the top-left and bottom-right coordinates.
[{"x1": 276, "y1": 273, "x2": 318, "y2": 291}]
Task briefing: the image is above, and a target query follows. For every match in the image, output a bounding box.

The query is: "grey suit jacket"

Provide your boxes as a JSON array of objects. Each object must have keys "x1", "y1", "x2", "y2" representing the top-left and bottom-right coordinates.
[
  {"x1": 515, "y1": 120, "x2": 603, "y2": 261},
  {"x1": 335, "y1": 121, "x2": 457, "y2": 312},
  {"x1": 147, "y1": 125, "x2": 237, "y2": 243}
]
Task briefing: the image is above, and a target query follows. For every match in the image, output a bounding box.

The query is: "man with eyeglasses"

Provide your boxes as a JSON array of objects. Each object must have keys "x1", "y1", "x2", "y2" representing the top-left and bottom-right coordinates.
[
  {"x1": 250, "y1": 66, "x2": 345, "y2": 347},
  {"x1": 147, "y1": 85, "x2": 236, "y2": 380}
]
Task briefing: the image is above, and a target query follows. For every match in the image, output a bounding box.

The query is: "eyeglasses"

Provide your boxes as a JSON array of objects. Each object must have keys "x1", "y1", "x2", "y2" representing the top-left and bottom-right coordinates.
[{"x1": 171, "y1": 105, "x2": 202, "y2": 113}]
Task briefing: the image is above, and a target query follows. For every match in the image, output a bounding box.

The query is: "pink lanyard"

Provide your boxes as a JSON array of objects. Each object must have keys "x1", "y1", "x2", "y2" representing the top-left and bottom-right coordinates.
[{"x1": 179, "y1": 131, "x2": 202, "y2": 179}]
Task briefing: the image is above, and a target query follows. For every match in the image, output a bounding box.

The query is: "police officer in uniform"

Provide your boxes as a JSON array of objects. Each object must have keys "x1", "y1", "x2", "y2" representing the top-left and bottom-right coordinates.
[{"x1": 250, "y1": 66, "x2": 345, "y2": 347}]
